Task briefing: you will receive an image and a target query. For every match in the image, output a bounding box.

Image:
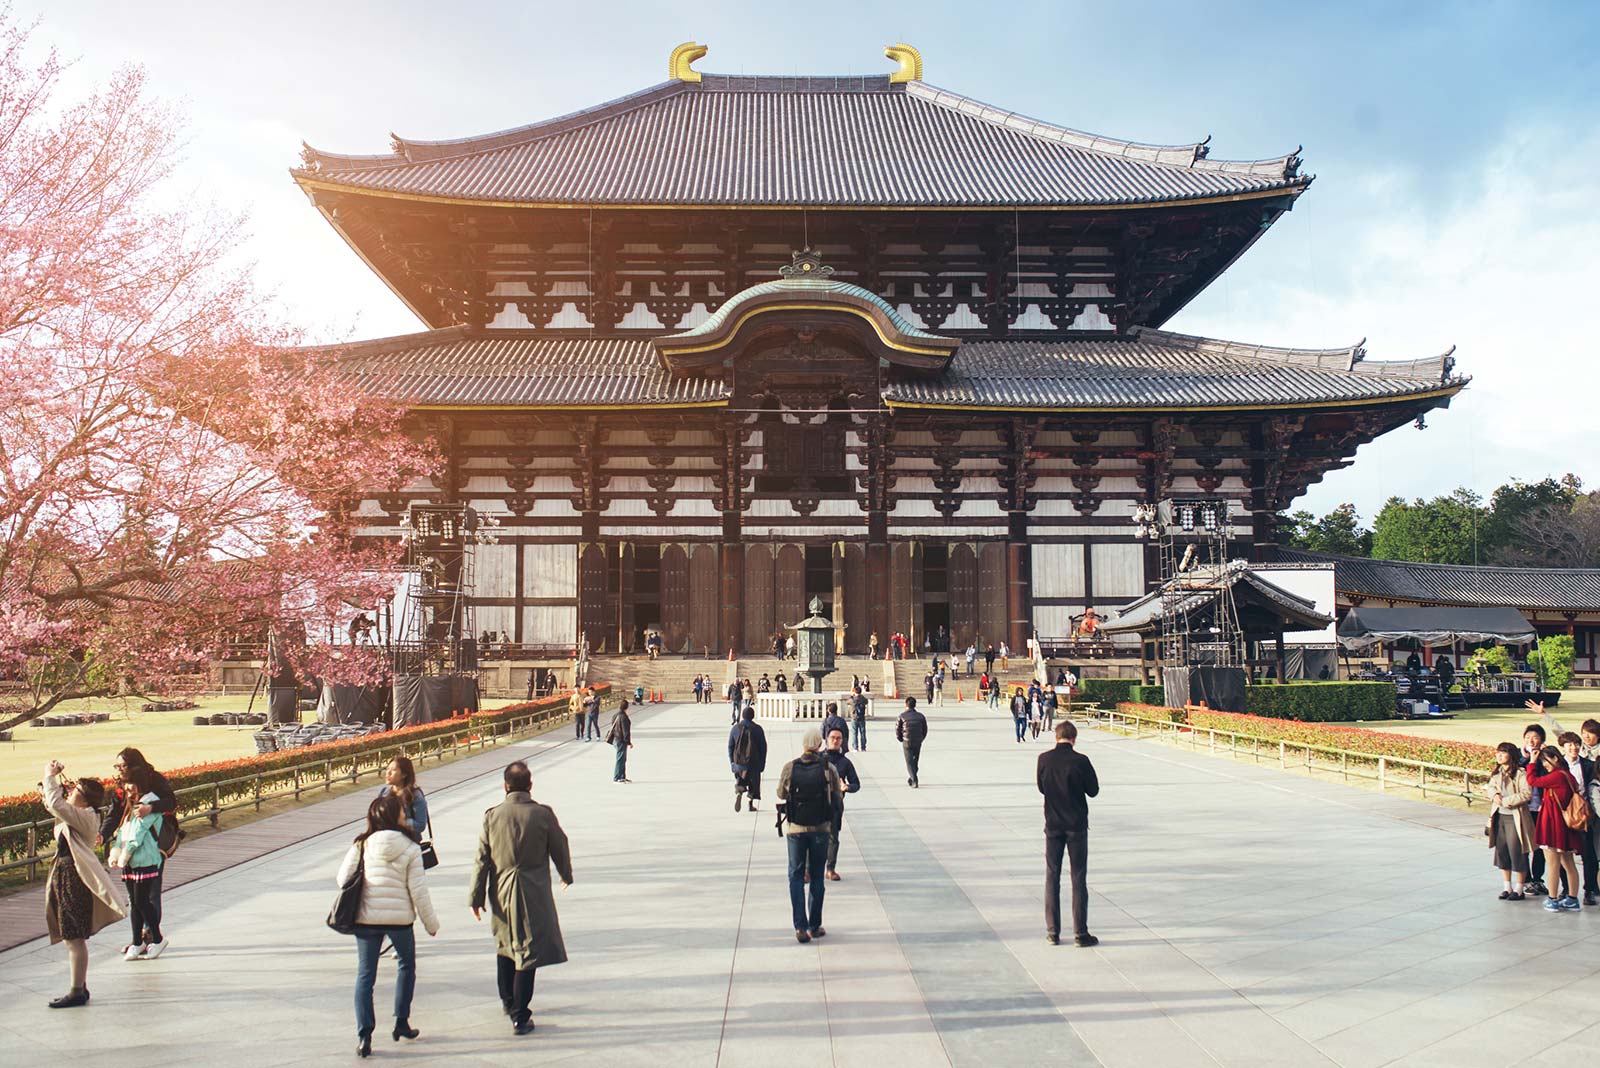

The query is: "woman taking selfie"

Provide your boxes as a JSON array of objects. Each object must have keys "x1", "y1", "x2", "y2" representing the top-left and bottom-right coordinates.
[
  {"x1": 43, "y1": 760, "x2": 127, "y2": 1008},
  {"x1": 1524, "y1": 745, "x2": 1583, "y2": 911},
  {"x1": 99, "y1": 747, "x2": 178, "y2": 959},
  {"x1": 336, "y1": 793, "x2": 439, "y2": 1057}
]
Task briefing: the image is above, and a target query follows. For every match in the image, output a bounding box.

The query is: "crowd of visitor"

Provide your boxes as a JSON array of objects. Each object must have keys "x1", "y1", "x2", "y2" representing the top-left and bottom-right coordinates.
[{"x1": 1485, "y1": 705, "x2": 1599, "y2": 911}]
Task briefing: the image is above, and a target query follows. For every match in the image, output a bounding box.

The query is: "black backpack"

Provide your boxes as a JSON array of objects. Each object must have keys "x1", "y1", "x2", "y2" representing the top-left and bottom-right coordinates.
[
  {"x1": 732, "y1": 723, "x2": 759, "y2": 766},
  {"x1": 787, "y1": 758, "x2": 831, "y2": 826}
]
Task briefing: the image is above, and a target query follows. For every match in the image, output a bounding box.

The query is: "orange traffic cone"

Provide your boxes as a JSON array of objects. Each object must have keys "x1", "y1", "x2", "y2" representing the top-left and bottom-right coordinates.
[{"x1": 957, "y1": 688, "x2": 964, "y2": 702}]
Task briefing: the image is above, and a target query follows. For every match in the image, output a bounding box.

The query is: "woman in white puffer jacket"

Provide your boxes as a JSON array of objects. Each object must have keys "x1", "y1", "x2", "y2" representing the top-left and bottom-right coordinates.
[{"x1": 337, "y1": 793, "x2": 439, "y2": 1058}]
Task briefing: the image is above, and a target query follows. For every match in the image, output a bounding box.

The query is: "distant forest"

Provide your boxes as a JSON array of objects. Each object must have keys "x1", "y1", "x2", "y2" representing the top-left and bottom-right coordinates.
[{"x1": 1280, "y1": 475, "x2": 1599, "y2": 568}]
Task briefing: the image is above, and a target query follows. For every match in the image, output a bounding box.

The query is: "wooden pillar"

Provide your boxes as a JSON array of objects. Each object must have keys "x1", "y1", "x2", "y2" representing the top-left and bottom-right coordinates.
[
  {"x1": 867, "y1": 541, "x2": 890, "y2": 655},
  {"x1": 1275, "y1": 622, "x2": 1287, "y2": 683},
  {"x1": 1006, "y1": 535, "x2": 1032, "y2": 655},
  {"x1": 719, "y1": 541, "x2": 743, "y2": 656}
]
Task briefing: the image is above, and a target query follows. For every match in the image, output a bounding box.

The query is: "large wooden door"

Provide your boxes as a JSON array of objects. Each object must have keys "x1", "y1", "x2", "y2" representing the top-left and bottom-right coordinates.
[
  {"x1": 842, "y1": 543, "x2": 867, "y2": 654},
  {"x1": 891, "y1": 542, "x2": 914, "y2": 644},
  {"x1": 689, "y1": 543, "x2": 719, "y2": 656},
  {"x1": 775, "y1": 543, "x2": 805, "y2": 628},
  {"x1": 579, "y1": 543, "x2": 609, "y2": 653},
  {"x1": 743, "y1": 544, "x2": 773, "y2": 652},
  {"x1": 978, "y1": 541, "x2": 1008, "y2": 652},
  {"x1": 660, "y1": 544, "x2": 689, "y2": 652},
  {"x1": 618, "y1": 543, "x2": 636, "y2": 653},
  {"x1": 950, "y1": 542, "x2": 978, "y2": 650}
]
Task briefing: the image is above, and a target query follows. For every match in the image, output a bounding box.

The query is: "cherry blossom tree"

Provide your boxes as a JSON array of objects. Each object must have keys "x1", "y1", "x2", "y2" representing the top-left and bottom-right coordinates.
[{"x1": 0, "y1": 15, "x2": 437, "y2": 728}]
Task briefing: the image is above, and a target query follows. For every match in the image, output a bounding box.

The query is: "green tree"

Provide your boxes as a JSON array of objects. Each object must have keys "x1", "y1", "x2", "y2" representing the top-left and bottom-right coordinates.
[
  {"x1": 1482, "y1": 475, "x2": 1581, "y2": 563},
  {"x1": 1529, "y1": 634, "x2": 1575, "y2": 690},
  {"x1": 1371, "y1": 489, "x2": 1487, "y2": 564},
  {"x1": 1284, "y1": 503, "x2": 1373, "y2": 556}
]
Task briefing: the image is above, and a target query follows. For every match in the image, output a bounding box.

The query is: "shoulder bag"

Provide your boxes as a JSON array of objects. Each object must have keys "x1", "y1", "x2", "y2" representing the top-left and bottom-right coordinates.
[
  {"x1": 327, "y1": 840, "x2": 366, "y2": 935},
  {"x1": 420, "y1": 812, "x2": 439, "y2": 870}
]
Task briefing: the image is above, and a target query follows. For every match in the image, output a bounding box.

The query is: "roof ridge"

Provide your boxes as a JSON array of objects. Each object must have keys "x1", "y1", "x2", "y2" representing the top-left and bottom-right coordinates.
[
  {"x1": 907, "y1": 82, "x2": 1304, "y2": 179},
  {"x1": 1130, "y1": 327, "x2": 1462, "y2": 383},
  {"x1": 1280, "y1": 548, "x2": 1600, "y2": 577}
]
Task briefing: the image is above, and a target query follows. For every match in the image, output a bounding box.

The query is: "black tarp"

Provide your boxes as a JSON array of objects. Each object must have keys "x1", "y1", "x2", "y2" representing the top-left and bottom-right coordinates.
[
  {"x1": 392, "y1": 674, "x2": 480, "y2": 728},
  {"x1": 1163, "y1": 666, "x2": 1247, "y2": 712},
  {"x1": 267, "y1": 687, "x2": 299, "y2": 725},
  {"x1": 1337, "y1": 607, "x2": 1536, "y2": 650},
  {"x1": 319, "y1": 683, "x2": 388, "y2": 725}
]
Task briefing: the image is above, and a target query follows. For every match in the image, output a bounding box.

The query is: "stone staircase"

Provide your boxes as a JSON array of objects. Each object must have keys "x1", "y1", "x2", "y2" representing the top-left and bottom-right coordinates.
[
  {"x1": 892, "y1": 655, "x2": 1038, "y2": 703},
  {"x1": 732, "y1": 656, "x2": 886, "y2": 696},
  {"x1": 583, "y1": 656, "x2": 731, "y2": 703}
]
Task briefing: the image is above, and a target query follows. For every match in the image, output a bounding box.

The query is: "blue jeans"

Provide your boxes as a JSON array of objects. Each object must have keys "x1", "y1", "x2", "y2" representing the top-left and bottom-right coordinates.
[
  {"x1": 586, "y1": 712, "x2": 599, "y2": 740},
  {"x1": 613, "y1": 740, "x2": 628, "y2": 780},
  {"x1": 786, "y1": 831, "x2": 829, "y2": 932},
  {"x1": 354, "y1": 925, "x2": 415, "y2": 1037},
  {"x1": 1014, "y1": 716, "x2": 1027, "y2": 741},
  {"x1": 852, "y1": 718, "x2": 867, "y2": 751}
]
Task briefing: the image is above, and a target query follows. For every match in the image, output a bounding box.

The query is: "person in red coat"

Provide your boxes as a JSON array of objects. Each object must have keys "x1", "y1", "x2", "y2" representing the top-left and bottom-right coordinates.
[{"x1": 1525, "y1": 745, "x2": 1583, "y2": 911}]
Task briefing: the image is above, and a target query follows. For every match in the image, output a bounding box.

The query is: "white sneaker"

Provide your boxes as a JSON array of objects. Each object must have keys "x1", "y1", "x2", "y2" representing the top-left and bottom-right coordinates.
[
  {"x1": 144, "y1": 939, "x2": 169, "y2": 960},
  {"x1": 123, "y1": 944, "x2": 146, "y2": 961}
]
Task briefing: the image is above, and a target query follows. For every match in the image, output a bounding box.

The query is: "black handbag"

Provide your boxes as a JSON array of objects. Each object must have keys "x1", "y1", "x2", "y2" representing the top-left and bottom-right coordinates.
[
  {"x1": 420, "y1": 814, "x2": 439, "y2": 870},
  {"x1": 327, "y1": 841, "x2": 365, "y2": 934}
]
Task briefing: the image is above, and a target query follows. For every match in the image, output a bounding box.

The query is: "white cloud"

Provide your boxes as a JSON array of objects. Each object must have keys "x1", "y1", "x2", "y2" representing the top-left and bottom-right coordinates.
[{"x1": 1173, "y1": 123, "x2": 1600, "y2": 520}]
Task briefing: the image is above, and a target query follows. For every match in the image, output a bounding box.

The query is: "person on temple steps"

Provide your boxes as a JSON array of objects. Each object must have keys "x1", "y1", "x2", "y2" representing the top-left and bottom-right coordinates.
[
  {"x1": 821, "y1": 727, "x2": 860, "y2": 880},
  {"x1": 1037, "y1": 720, "x2": 1099, "y2": 947},
  {"x1": 896, "y1": 697, "x2": 928, "y2": 788},
  {"x1": 729, "y1": 704, "x2": 768, "y2": 813},
  {"x1": 470, "y1": 761, "x2": 572, "y2": 1036}
]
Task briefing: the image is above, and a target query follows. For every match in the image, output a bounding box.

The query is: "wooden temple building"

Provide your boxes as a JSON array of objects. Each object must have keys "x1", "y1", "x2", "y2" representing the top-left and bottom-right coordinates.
[{"x1": 295, "y1": 43, "x2": 1467, "y2": 658}]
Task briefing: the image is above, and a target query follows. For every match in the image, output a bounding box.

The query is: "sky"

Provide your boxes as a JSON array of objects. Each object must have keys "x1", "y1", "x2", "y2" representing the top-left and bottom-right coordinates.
[{"x1": 19, "y1": 0, "x2": 1600, "y2": 521}]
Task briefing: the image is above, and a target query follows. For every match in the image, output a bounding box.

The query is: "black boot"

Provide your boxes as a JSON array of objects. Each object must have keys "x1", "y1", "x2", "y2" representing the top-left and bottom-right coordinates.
[
  {"x1": 48, "y1": 987, "x2": 89, "y2": 1009},
  {"x1": 356, "y1": 1032, "x2": 372, "y2": 1058},
  {"x1": 392, "y1": 1018, "x2": 419, "y2": 1041}
]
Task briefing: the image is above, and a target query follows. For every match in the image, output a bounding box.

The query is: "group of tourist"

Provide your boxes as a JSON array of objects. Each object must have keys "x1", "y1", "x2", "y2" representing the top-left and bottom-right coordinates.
[
  {"x1": 1485, "y1": 705, "x2": 1600, "y2": 911},
  {"x1": 1005, "y1": 678, "x2": 1074, "y2": 741}
]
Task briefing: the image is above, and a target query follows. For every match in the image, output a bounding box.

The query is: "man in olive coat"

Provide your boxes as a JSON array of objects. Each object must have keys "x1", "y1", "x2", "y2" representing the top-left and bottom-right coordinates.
[{"x1": 470, "y1": 760, "x2": 573, "y2": 1034}]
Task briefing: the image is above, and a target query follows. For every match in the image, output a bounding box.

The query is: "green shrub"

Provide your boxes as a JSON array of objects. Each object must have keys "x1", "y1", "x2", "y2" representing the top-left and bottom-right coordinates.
[
  {"x1": 1078, "y1": 678, "x2": 1138, "y2": 705},
  {"x1": 1242, "y1": 682, "x2": 1394, "y2": 722},
  {"x1": 1529, "y1": 635, "x2": 1575, "y2": 690},
  {"x1": 1128, "y1": 684, "x2": 1165, "y2": 707},
  {"x1": 1467, "y1": 645, "x2": 1515, "y2": 676}
]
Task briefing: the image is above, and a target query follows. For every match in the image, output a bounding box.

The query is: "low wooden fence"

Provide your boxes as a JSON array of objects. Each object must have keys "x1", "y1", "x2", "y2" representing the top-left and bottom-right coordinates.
[
  {"x1": 1087, "y1": 704, "x2": 1492, "y2": 805},
  {"x1": 0, "y1": 702, "x2": 573, "y2": 883}
]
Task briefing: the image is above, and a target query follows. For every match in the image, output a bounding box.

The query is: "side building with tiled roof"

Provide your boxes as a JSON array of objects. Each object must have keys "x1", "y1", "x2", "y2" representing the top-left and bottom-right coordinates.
[
  {"x1": 1277, "y1": 549, "x2": 1600, "y2": 679},
  {"x1": 298, "y1": 43, "x2": 1467, "y2": 660}
]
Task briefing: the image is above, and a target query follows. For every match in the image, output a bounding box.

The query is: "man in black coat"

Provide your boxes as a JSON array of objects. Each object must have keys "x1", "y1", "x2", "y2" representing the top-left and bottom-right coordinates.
[
  {"x1": 820, "y1": 726, "x2": 860, "y2": 880},
  {"x1": 1037, "y1": 720, "x2": 1099, "y2": 946},
  {"x1": 728, "y1": 705, "x2": 769, "y2": 812},
  {"x1": 895, "y1": 697, "x2": 928, "y2": 788}
]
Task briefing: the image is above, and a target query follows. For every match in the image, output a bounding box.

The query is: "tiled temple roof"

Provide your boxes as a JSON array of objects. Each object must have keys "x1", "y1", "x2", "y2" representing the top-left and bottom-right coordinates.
[{"x1": 1277, "y1": 550, "x2": 1600, "y2": 612}]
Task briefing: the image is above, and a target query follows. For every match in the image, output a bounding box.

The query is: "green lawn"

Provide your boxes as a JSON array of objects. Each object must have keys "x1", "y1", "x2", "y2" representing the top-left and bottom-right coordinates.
[
  {"x1": 1362, "y1": 688, "x2": 1600, "y2": 749},
  {"x1": 0, "y1": 692, "x2": 523, "y2": 797}
]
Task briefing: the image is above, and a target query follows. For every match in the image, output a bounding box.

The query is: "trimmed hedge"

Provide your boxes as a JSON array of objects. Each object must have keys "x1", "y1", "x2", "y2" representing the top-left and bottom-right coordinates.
[
  {"x1": 1116, "y1": 702, "x2": 1497, "y2": 769},
  {"x1": 1128, "y1": 684, "x2": 1164, "y2": 707},
  {"x1": 1078, "y1": 678, "x2": 1138, "y2": 705},
  {"x1": 0, "y1": 685, "x2": 607, "y2": 865},
  {"x1": 1242, "y1": 682, "x2": 1393, "y2": 722}
]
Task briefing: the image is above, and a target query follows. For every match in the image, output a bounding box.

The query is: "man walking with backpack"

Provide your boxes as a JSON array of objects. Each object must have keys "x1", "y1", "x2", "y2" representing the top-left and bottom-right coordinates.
[
  {"x1": 896, "y1": 697, "x2": 928, "y2": 788},
  {"x1": 777, "y1": 729, "x2": 843, "y2": 943},
  {"x1": 729, "y1": 705, "x2": 768, "y2": 812}
]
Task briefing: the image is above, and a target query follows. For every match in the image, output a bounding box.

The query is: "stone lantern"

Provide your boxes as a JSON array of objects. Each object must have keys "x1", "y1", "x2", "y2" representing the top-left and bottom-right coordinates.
[{"x1": 790, "y1": 596, "x2": 837, "y2": 694}]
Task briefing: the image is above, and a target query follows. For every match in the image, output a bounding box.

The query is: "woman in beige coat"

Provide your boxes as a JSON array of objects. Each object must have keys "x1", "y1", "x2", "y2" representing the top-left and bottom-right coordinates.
[
  {"x1": 1485, "y1": 742, "x2": 1535, "y2": 900},
  {"x1": 42, "y1": 760, "x2": 128, "y2": 1008}
]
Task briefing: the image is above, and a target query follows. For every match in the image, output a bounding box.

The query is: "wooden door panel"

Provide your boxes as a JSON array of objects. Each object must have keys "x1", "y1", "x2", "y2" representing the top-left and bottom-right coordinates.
[
  {"x1": 978, "y1": 541, "x2": 1007, "y2": 652},
  {"x1": 660, "y1": 544, "x2": 690, "y2": 652},
  {"x1": 689, "y1": 543, "x2": 719, "y2": 657},
  {"x1": 950, "y1": 542, "x2": 978, "y2": 650},
  {"x1": 743, "y1": 544, "x2": 773, "y2": 652},
  {"x1": 909, "y1": 541, "x2": 924, "y2": 651},
  {"x1": 775, "y1": 543, "x2": 805, "y2": 627},
  {"x1": 618, "y1": 543, "x2": 636, "y2": 653},
  {"x1": 890, "y1": 542, "x2": 913, "y2": 642},
  {"x1": 843, "y1": 543, "x2": 867, "y2": 654},
  {"x1": 579, "y1": 543, "x2": 609, "y2": 654}
]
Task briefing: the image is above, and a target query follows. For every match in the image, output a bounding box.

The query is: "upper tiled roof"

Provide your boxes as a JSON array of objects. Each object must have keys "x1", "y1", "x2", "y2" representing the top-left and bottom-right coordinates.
[
  {"x1": 316, "y1": 328, "x2": 730, "y2": 408},
  {"x1": 317, "y1": 326, "x2": 1460, "y2": 411},
  {"x1": 882, "y1": 328, "x2": 1461, "y2": 409},
  {"x1": 1104, "y1": 561, "x2": 1331, "y2": 634},
  {"x1": 1276, "y1": 550, "x2": 1600, "y2": 612},
  {"x1": 296, "y1": 75, "x2": 1308, "y2": 208},
  {"x1": 668, "y1": 276, "x2": 946, "y2": 345}
]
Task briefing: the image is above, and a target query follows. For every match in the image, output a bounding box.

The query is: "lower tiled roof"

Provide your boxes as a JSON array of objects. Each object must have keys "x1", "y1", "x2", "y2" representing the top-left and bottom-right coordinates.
[
  {"x1": 1277, "y1": 549, "x2": 1600, "y2": 612},
  {"x1": 318, "y1": 326, "x2": 1460, "y2": 410}
]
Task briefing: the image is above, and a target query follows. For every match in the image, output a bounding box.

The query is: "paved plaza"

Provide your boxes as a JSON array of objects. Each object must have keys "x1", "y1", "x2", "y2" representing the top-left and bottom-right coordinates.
[{"x1": 1, "y1": 700, "x2": 1597, "y2": 1067}]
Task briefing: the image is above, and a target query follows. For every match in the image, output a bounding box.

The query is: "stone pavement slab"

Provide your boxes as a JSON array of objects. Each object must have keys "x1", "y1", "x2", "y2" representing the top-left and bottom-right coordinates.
[{"x1": 1, "y1": 699, "x2": 1596, "y2": 1067}]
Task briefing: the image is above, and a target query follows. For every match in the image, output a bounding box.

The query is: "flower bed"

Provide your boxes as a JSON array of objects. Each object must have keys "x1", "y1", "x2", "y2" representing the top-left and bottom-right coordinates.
[
  {"x1": 0, "y1": 685, "x2": 606, "y2": 865},
  {"x1": 1116, "y1": 702, "x2": 1497, "y2": 769}
]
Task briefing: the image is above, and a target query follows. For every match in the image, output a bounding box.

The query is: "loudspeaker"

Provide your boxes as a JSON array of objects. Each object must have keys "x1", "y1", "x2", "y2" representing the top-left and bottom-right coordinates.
[{"x1": 1162, "y1": 666, "x2": 1247, "y2": 712}]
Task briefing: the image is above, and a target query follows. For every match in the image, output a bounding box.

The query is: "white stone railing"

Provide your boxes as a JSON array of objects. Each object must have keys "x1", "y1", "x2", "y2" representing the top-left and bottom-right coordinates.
[{"x1": 754, "y1": 693, "x2": 876, "y2": 721}]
